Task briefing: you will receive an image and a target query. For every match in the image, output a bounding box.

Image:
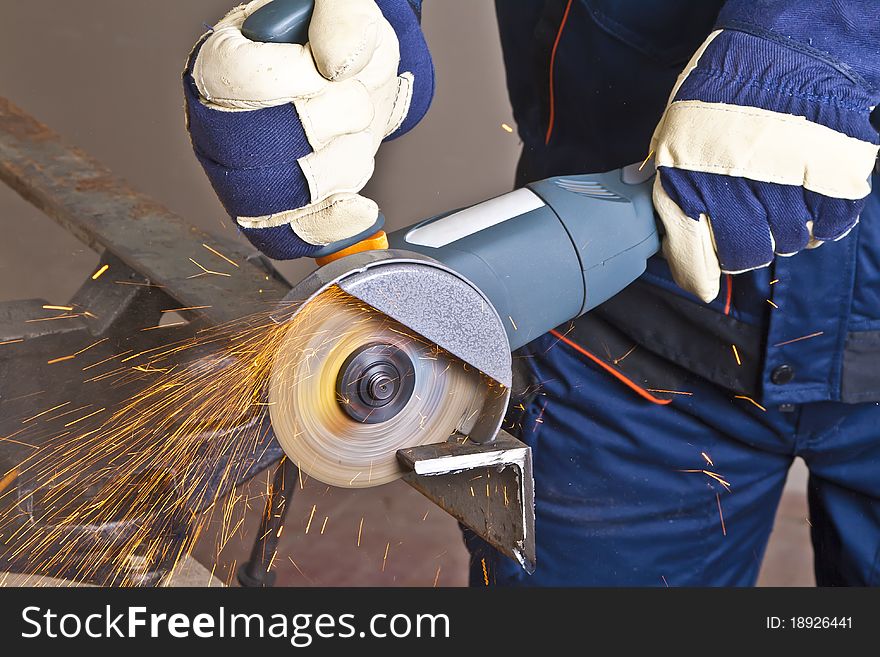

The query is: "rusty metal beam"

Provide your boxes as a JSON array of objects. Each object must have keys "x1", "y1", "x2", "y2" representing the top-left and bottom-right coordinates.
[{"x1": 0, "y1": 97, "x2": 290, "y2": 326}]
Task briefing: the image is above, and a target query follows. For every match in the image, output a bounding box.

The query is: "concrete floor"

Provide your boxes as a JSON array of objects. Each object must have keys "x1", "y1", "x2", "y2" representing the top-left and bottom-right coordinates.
[{"x1": 0, "y1": 1, "x2": 814, "y2": 587}]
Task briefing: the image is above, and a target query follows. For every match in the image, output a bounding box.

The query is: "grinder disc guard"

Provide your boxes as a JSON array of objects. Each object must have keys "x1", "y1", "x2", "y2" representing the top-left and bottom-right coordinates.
[{"x1": 269, "y1": 288, "x2": 489, "y2": 488}]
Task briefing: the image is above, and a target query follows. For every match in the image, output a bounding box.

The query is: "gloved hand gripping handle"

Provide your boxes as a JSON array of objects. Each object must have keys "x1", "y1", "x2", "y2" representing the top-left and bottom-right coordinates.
[
  {"x1": 242, "y1": 0, "x2": 390, "y2": 262},
  {"x1": 244, "y1": 1, "x2": 661, "y2": 344}
]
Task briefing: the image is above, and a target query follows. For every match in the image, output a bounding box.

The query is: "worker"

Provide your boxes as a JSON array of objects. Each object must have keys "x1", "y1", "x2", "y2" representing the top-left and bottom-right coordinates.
[{"x1": 184, "y1": 0, "x2": 880, "y2": 586}]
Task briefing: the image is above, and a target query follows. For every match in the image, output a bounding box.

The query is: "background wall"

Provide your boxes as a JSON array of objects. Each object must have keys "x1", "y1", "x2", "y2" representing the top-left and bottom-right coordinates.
[{"x1": 0, "y1": 0, "x2": 811, "y2": 586}]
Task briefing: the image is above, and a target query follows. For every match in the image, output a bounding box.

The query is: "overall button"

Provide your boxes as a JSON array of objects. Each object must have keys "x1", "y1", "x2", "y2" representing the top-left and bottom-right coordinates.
[
  {"x1": 771, "y1": 364, "x2": 795, "y2": 385},
  {"x1": 778, "y1": 403, "x2": 796, "y2": 413}
]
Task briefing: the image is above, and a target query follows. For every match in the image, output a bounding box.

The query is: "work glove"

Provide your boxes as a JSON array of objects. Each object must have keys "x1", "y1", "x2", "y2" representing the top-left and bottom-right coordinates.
[
  {"x1": 184, "y1": 0, "x2": 434, "y2": 259},
  {"x1": 651, "y1": 28, "x2": 880, "y2": 303}
]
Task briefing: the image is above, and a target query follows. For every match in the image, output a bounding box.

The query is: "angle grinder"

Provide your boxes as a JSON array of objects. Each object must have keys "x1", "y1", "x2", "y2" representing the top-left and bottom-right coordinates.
[{"x1": 242, "y1": 0, "x2": 661, "y2": 489}]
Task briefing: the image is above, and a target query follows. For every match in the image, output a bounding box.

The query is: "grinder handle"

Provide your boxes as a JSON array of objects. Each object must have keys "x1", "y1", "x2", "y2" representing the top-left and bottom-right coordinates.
[
  {"x1": 242, "y1": 0, "x2": 315, "y2": 44},
  {"x1": 242, "y1": 0, "x2": 390, "y2": 264}
]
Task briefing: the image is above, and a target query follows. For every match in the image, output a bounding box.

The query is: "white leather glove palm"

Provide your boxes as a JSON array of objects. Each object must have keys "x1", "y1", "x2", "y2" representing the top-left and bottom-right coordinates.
[{"x1": 184, "y1": 0, "x2": 433, "y2": 259}]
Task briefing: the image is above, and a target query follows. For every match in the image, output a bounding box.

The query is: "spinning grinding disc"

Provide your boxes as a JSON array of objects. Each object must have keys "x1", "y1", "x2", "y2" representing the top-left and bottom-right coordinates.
[{"x1": 269, "y1": 288, "x2": 487, "y2": 488}]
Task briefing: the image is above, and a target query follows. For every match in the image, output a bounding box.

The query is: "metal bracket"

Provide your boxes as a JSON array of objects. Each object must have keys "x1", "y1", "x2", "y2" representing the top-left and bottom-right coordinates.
[{"x1": 398, "y1": 431, "x2": 536, "y2": 573}]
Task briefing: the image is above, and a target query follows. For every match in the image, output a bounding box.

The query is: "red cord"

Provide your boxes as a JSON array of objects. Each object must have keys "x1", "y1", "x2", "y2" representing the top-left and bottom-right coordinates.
[
  {"x1": 549, "y1": 330, "x2": 672, "y2": 405},
  {"x1": 544, "y1": 0, "x2": 574, "y2": 145},
  {"x1": 723, "y1": 274, "x2": 733, "y2": 315}
]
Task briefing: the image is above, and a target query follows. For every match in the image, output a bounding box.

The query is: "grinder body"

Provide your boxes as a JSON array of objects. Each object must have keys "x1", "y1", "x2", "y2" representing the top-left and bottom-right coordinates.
[{"x1": 389, "y1": 168, "x2": 660, "y2": 350}]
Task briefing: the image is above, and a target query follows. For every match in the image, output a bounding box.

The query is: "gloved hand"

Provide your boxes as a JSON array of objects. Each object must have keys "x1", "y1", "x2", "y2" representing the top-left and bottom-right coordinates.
[
  {"x1": 183, "y1": 0, "x2": 433, "y2": 259},
  {"x1": 651, "y1": 28, "x2": 880, "y2": 303}
]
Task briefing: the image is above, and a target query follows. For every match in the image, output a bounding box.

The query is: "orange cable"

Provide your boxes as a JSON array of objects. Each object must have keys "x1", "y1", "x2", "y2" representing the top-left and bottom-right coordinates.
[
  {"x1": 549, "y1": 329, "x2": 672, "y2": 405},
  {"x1": 544, "y1": 0, "x2": 574, "y2": 145}
]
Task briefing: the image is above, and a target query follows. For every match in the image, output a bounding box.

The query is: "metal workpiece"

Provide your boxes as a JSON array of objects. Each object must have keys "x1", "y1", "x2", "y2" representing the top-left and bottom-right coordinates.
[
  {"x1": 398, "y1": 431, "x2": 536, "y2": 573},
  {"x1": 0, "y1": 97, "x2": 290, "y2": 325}
]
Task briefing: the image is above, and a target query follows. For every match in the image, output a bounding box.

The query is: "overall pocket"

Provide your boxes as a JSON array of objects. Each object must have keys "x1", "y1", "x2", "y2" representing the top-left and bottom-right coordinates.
[{"x1": 581, "y1": 0, "x2": 724, "y2": 67}]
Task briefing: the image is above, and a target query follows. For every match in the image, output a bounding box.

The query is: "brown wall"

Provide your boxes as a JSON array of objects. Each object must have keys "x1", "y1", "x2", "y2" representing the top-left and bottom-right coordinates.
[{"x1": 0, "y1": 0, "x2": 519, "y2": 299}]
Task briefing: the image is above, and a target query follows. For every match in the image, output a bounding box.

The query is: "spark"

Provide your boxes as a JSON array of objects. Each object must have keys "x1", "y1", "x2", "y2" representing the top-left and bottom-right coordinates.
[
  {"x1": 769, "y1": 279, "x2": 779, "y2": 285},
  {"x1": 47, "y1": 338, "x2": 109, "y2": 365},
  {"x1": 481, "y1": 558, "x2": 489, "y2": 586},
  {"x1": 22, "y1": 401, "x2": 70, "y2": 423},
  {"x1": 716, "y1": 493, "x2": 727, "y2": 536},
  {"x1": 0, "y1": 435, "x2": 36, "y2": 449},
  {"x1": 766, "y1": 299, "x2": 779, "y2": 309},
  {"x1": 646, "y1": 388, "x2": 693, "y2": 396},
  {"x1": 508, "y1": 315, "x2": 518, "y2": 331},
  {"x1": 734, "y1": 395, "x2": 767, "y2": 412},
  {"x1": 141, "y1": 322, "x2": 187, "y2": 332},
  {"x1": 0, "y1": 339, "x2": 24, "y2": 346},
  {"x1": 187, "y1": 258, "x2": 231, "y2": 278},
  {"x1": 382, "y1": 542, "x2": 390, "y2": 572},
  {"x1": 433, "y1": 565, "x2": 442, "y2": 587},
  {"x1": 500, "y1": 123, "x2": 514, "y2": 133},
  {"x1": 421, "y1": 509, "x2": 430, "y2": 522},
  {"x1": 74, "y1": 338, "x2": 109, "y2": 357},
  {"x1": 0, "y1": 470, "x2": 17, "y2": 496},
  {"x1": 42, "y1": 305, "x2": 74, "y2": 312},
  {"x1": 357, "y1": 517, "x2": 364, "y2": 547},
  {"x1": 613, "y1": 344, "x2": 637, "y2": 365},
  {"x1": 704, "y1": 470, "x2": 731, "y2": 491},
  {"x1": 772, "y1": 331, "x2": 824, "y2": 347},
  {"x1": 25, "y1": 314, "x2": 80, "y2": 323},
  {"x1": 63, "y1": 407, "x2": 105, "y2": 428},
  {"x1": 91, "y1": 264, "x2": 109, "y2": 280},
  {"x1": 0, "y1": 288, "x2": 382, "y2": 586},
  {"x1": 161, "y1": 306, "x2": 212, "y2": 314},
  {"x1": 305, "y1": 504, "x2": 316, "y2": 534},
  {"x1": 638, "y1": 149, "x2": 654, "y2": 171},
  {"x1": 202, "y1": 243, "x2": 240, "y2": 268},
  {"x1": 132, "y1": 365, "x2": 169, "y2": 374},
  {"x1": 701, "y1": 452, "x2": 714, "y2": 467},
  {"x1": 678, "y1": 468, "x2": 731, "y2": 492},
  {"x1": 46, "y1": 355, "x2": 75, "y2": 365},
  {"x1": 731, "y1": 344, "x2": 741, "y2": 366},
  {"x1": 287, "y1": 557, "x2": 313, "y2": 584},
  {"x1": 114, "y1": 280, "x2": 166, "y2": 288}
]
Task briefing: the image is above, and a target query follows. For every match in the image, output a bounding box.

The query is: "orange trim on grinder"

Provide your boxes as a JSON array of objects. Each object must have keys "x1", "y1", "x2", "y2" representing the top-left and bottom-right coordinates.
[
  {"x1": 549, "y1": 329, "x2": 672, "y2": 405},
  {"x1": 315, "y1": 231, "x2": 389, "y2": 267}
]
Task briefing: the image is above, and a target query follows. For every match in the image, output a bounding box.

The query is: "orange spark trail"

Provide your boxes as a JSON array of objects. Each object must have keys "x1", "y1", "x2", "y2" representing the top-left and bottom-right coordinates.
[
  {"x1": 735, "y1": 395, "x2": 767, "y2": 412},
  {"x1": 716, "y1": 493, "x2": 727, "y2": 536},
  {"x1": 773, "y1": 331, "x2": 824, "y2": 347}
]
